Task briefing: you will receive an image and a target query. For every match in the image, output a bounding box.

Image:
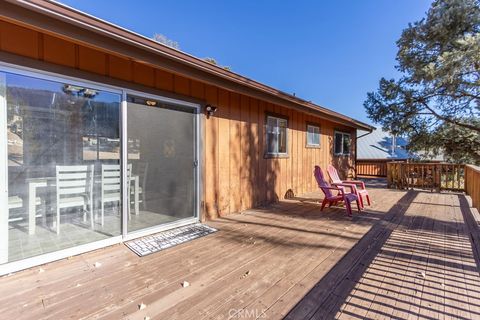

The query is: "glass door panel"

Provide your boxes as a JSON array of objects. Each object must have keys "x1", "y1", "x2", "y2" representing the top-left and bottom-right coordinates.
[
  {"x1": 1, "y1": 70, "x2": 121, "y2": 264},
  {"x1": 126, "y1": 95, "x2": 197, "y2": 232}
]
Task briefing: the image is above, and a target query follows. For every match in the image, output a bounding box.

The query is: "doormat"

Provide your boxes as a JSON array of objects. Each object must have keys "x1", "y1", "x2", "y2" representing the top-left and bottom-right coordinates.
[{"x1": 125, "y1": 223, "x2": 217, "y2": 257}]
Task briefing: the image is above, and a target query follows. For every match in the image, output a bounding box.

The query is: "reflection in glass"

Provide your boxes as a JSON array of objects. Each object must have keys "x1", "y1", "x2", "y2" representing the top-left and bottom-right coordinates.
[
  {"x1": 334, "y1": 132, "x2": 343, "y2": 154},
  {"x1": 334, "y1": 132, "x2": 350, "y2": 155},
  {"x1": 127, "y1": 95, "x2": 196, "y2": 232},
  {"x1": 343, "y1": 134, "x2": 351, "y2": 155},
  {"x1": 307, "y1": 125, "x2": 320, "y2": 146},
  {"x1": 3, "y1": 71, "x2": 121, "y2": 263},
  {"x1": 266, "y1": 116, "x2": 287, "y2": 155}
]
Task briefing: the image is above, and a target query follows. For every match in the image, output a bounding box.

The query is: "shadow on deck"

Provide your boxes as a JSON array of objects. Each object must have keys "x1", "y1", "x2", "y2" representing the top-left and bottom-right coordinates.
[
  {"x1": 0, "y1": 187, "x2": 478, "y2": 320},
  {"x1": 286, "y1": 190, "x2": 480, "y2": 320}
]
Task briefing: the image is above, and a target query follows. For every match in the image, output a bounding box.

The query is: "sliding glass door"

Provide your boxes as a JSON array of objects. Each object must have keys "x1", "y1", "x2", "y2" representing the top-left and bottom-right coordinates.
[
  {"x1": 0, "y1": 69, "x2": 121, "y2": 264},
  {"x1": 0, "y1": 65, "x2": 200, "y2": 270},
  {"x1": 126, "y1": 94, "x2": 198, "y2": 233}
]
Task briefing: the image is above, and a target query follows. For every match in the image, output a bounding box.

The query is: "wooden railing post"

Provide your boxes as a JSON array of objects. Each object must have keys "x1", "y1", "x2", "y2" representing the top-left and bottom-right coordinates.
[
  {"x1": 386, "y1": 162, "x2": 392, "y2": 188},
  {"x1": 465, "y1": 165, "x2": 480, "y2": 212},
  {"x1": 435, "y1": 164, "x2": 441, "y2": 192}
]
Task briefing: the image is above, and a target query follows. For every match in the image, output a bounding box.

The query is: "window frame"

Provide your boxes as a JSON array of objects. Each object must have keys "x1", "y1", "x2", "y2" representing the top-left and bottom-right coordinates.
[
  {"x1": 0, "y1": 61, "x2": 202, "y2": 274},
  {"x1": 305, "y1": 123, "x2": 321, "y2": 148},
  {"x1": 334, "y1": 131, "x2": 351, "y2": 156},
  {"x1": 264, "y1": 113, "x2": 288, "y2": 158}
]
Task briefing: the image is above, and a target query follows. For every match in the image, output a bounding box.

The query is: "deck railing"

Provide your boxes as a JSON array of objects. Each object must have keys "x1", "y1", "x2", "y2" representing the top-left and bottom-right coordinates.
[
  {"x1": 386, "y1": 161, "x2": 480, "y2": 214},
  {"x1": 386, "y1": 162, "x2": 465, "y2": 191},
  {"x1": 356, "y1": 160, "x2": 389, "y2": 177},
  {"x1": 465, "y1": 164, "x2": 480, "y2": 211}
]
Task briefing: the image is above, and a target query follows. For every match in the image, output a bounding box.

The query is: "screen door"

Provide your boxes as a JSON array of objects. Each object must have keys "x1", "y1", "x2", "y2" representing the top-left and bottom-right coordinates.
[{"x1": 126, "y1": 94, "x2": 198, "y2": 232}]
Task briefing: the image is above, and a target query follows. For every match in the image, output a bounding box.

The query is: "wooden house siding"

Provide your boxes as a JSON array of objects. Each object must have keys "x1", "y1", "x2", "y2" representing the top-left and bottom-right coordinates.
[{"x1": 0, "y1": 19, "x2": 357, "y2": 220}]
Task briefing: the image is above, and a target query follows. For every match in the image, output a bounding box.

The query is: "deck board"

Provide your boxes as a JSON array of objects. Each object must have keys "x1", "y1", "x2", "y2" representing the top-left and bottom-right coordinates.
[
  {"x1": 0, "y1": 185, "x2": 479, "y2": 320},
  {"x1": 288, "y1": 189, "x2": 480, "y2": 320}
]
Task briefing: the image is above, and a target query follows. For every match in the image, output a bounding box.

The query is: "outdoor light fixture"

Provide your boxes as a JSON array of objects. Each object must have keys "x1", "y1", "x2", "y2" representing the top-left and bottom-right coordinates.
[
  {"x1": 205, "y1": 104, "x2": 218, "y2": 118},
  {"x1": 146, "y1": 100, "x2": 157, "y2": 107}
]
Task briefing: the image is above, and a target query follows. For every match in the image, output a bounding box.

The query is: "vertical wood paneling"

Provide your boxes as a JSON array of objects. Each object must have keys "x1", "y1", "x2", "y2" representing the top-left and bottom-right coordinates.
[
  {"x1": 258, "y1": 101, "x2": 266, "y2": 205},
  {"x1": 292, "y1": 110, "x2": 298, "y2": 196},
  {"x1": 266, "y1": 103, "x2": 278, "y2": 202},
  {"x1": 108, "y1": 55, "x2": 132, "y2": 82},
  {"x1": 205, "y1": 85, "x2": 218, "y2": 219},
  {"x1": 43, "y1": 34, "x2": 75, "y2": 68},
  {"x1": 283, "y1": 106, "x2": 290, "y2": 198},
  {"x1": 229, "y1": 92, "x2": 241, "y2": 213},
  {"x1": 0, "y1": 21, "x2": 39, "y2": 59},
  {"x1": 240, "y1": 95, "x2": 251, "y2": 211},
  {"x1": 300, "y1": 111, "x2": 305, "y2": 194},
  {"x1": 296, "y1": 111, "x2": 301, "y2": 195},
  {"x1": 173, "y1": 75, "x2": 190, "y2": 96},
  {"x1": 133, "y1": 62, "x2": 154, "y2": 87},
  {"x1": 78, "y1": 45, "x2": 106, "y2": 75},
  {"x1": 306, "y1": 114, "x2": 312, "y2": 191},
  {"x1": 217, "y1": 89, "x2": 231, "y2": 215},
  {"x1": 190, "y1": 80, "x2": 205, "y2": 100},
  {"x1": 1, "y1": 20, "x2": 360, "y2": 219},
  {"x1": 155, "y1": 69, "x2": 174, "y2": 92},
  {"x1": 249, "y1": 98, "x2": 259, "y2": 206}
]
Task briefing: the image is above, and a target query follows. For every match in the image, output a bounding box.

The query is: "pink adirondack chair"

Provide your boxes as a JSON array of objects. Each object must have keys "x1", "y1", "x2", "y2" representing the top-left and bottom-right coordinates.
[
  {"x1": 327, "y1": 164, "x2": 371, "y2": 209},
  {"x1": 314, "y1": 166, "x2": 360, "y2": 216}
]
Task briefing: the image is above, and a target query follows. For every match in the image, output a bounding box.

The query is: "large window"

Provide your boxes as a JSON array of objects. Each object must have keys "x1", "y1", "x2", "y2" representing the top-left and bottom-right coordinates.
[
  {"x1": 266, "y1": 115, "x2": 288, "y2": 156},
  {"x1": 1, "y1": 71, "x2": 121, "y2": 264},
  {"x1": 334, "y1": 131, "x2": 351, "y2": 155},
  {"x1": 306, "y1": 124, "x2": 321, "y2": 147}
]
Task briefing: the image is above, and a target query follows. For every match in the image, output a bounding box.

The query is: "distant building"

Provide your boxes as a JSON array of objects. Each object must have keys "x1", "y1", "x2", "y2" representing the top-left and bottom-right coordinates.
[
  {"x1": 357, "y1": 129, "x2": 411, "y2": 160},
  {"x1": 356, "y1": 128, "x2": 444, "y2": 177}
]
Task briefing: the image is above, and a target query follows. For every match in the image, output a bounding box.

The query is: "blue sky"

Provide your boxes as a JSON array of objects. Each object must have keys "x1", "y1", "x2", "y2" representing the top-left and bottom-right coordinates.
[{"x1": 60, "y1": 0, "x2": 432, "y2": 125}]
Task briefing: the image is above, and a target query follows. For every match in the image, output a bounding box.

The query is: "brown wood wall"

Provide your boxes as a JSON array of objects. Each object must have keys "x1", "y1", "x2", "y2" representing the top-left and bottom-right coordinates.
[{"x1": 0, "y1": 19, "x2": 357, "y2": 220}]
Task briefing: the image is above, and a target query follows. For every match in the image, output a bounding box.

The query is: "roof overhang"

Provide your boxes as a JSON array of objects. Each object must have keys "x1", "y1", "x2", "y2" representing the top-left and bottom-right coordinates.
[{"x1": 1, "y1": 0, "x2": 374, "y2": 131}]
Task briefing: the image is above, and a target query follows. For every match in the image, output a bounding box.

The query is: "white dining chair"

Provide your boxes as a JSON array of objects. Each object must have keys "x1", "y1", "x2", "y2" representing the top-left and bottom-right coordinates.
[
  {"x1": 100, "y1": 163, "x2": 132, "y2": 226},
  {"x1": 55, "y1": 165, "x2": 94, "y2": 234}
]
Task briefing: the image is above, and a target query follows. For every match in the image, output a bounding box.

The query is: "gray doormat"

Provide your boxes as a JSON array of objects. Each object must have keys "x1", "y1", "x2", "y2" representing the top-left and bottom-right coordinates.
[{"x1": 125, "y1": 223, "x2": 217, "y2": 257}]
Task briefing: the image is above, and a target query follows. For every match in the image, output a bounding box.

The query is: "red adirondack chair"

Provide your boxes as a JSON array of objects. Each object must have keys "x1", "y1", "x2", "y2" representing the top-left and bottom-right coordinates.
[
  {"x1": 314, "y1": 166, "x2": 360, "y2": 216},
  {"x1": 327, "y1": 164, "x2": 371, "y2": 209}
]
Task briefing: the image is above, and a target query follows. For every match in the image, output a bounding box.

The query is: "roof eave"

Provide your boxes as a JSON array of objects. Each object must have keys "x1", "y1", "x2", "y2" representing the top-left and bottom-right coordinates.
[{"x1": 3, "y1": 0, "x2": 374, "y2": 131}]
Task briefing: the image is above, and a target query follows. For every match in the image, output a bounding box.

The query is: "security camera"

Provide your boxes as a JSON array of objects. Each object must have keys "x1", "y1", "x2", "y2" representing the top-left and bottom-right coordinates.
[{"x1": 205, "y1": 104, "x2": 218, "y2": 117}]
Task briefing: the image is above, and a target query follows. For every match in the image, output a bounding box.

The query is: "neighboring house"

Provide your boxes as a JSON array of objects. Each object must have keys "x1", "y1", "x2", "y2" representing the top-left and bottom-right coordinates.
[
  {"x1": 0, "y1": 0, "x2": 372, "y2": 274},
  {"x1": 357, "y1": 129, "x2": 411, "y2": 161},
  {"x1": 356, "y1": 128, "x2": 444, "y2": 176}
]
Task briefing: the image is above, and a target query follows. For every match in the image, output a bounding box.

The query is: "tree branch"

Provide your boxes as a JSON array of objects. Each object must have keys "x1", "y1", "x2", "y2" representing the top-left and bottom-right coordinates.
[{"x1": 420, "y1": 102, "x2": 480, "y2": 133}]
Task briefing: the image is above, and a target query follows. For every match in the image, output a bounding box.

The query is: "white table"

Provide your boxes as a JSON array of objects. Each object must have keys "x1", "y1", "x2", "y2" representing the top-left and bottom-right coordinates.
[
  {"x1": 26, "y1": 175, "x2": 140, "y2": 235},
  {"x1": 27, "y1": 177, "x2": 52, "y2": 235}
]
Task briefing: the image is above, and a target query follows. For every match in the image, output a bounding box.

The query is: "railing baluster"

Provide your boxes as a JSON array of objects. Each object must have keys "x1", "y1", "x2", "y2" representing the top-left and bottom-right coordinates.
[
  {"x1": 457, "y1": 164, "x2": 461, "y2": 190},
  {"x1": 386, "y1": 162, "x2": 467, "y2": 192}
]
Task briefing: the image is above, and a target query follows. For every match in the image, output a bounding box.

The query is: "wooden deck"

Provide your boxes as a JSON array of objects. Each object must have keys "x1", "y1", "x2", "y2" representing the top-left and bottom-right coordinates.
[{"x1": 1, "y1": 184, "x2": 479, "y2": 320}]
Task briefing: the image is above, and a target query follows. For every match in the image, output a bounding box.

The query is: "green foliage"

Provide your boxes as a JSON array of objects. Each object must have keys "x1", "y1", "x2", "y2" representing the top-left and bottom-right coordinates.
[
  {"x1": 408, "y1": 117, "x2": 480, "y2": 163},
  {"x1": 364, "y1": 0, "x2": 480, "y2": 164}
]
